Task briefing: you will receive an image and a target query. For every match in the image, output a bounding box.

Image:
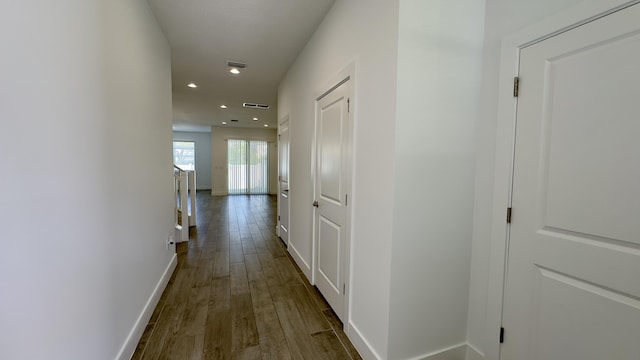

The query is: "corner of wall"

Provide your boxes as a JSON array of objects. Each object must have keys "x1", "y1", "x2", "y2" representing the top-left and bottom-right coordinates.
[
  {"x1": 116, "y1": 254, "x2": 177, "y2": 360},
  {"x1": 346, "y1": 321, "x2": 384, "y2": 360},
  {"x1": 465, "y1": 343, "x2": 485, "y2": 360}
]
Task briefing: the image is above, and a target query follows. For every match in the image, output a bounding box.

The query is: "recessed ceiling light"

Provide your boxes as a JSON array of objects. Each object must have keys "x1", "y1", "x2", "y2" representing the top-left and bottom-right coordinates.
[
  {"x1": 222, "y1": 121, "x2": 227, "y2": 125},
  {"x1": 263, "y1": 124, "x2": 268, "y2": 127},
  {"x1": 187, "y1": 82, "x2": 198, "y2": 88},
  {"x1": 252, "y1": 117, "x2": 258, "y2": 121},
  {"x1": 230, "y1": 68, "x2": 240, "y2": 75},
  {"x1": 220, "y1": 105, "x2": 227, "y2": 109}
]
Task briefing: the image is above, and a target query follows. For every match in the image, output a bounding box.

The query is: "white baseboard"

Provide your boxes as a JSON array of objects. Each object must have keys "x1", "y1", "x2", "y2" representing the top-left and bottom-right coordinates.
[
  {"x1": 465, "y1": 343, "x2": 485, "y2": 360},
  {"x1": 211, "y1": 190, "x2": 227, "y2": 196},
  {"x1": 344, "y1": 335, "x2": 473, "y2": 360},
  {"x1": 405, "y1": 342, "x2": 483, "y2": 360},
  {"x1": 329, "y1": 312, "x2": 484, "y2": 360},
  {"x1": 115, "y1": 254, "x2": 178, "y2": 360},
  {"x1": 346, "y1": 321, "x2": 384, "y2": 360},
  {"x1": 406, "y1": 343, "x2": 467, "y2": 360},
  {"x1": 288, "y1": 243, "x2": 311, "y2": 280}
]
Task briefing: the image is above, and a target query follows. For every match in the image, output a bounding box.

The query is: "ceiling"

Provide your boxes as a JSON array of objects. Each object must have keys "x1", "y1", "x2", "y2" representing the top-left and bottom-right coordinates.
[{"x1": 147, "y1": 0, "x2": 336, "y2": 132}]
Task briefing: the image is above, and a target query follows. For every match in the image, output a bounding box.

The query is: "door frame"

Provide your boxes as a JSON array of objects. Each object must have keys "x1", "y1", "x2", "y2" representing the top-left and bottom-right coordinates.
[
  {"x1": 277, "y1": 114, "x2": 290, "y2": 242},
  {"x1": 485, "y1": 1, "x2": 640, "y2": 359},
  {"x1": 311, "y1": 62, "x2": 355, "y2": 325}
]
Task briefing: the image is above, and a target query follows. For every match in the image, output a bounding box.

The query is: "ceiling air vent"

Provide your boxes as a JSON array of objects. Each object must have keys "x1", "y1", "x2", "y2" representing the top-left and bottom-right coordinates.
[
  {"x1": 226, "y1": 61, "x2": 247, "y2": 69},
  {"x1": 230, "y1": 119, "x2": 239, "y2": 122},
  {"x1": 243, "y1": 102, "x2": 270, "y2": 109}
]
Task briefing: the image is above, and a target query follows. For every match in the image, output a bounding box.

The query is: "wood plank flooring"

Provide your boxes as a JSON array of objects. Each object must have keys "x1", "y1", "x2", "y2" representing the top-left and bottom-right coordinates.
[{"x1": 133, "y1": 193, "x2": 361, "y2": 360}]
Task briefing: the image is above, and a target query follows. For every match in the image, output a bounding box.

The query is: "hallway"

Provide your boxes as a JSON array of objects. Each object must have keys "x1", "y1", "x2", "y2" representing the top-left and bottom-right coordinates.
[{"x1": 133, "y1": 193, "x2": 361, "y2": 359}]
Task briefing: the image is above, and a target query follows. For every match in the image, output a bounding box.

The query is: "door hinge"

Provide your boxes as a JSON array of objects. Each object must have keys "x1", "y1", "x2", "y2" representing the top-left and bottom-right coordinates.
[
  {"x1": 506, "y1": 207, "x2": 512, "y2": 224},
  {"x1": 343, "y1": 283, "x2": 346, "y2": 294},
  {"x1": 345, "y1": 194, "x2": 348, "y2": 206},
  {"x1": 513, "y1": 77, "x2": 519, "y2": 97},
  {"x1": 347, "y1": 98, "x2": 350, "y2": 113},
  {"x1": 500, "y1": 327, "x2": 505, "y2": 343},
  {"x1": 278, "y1": 215, "x2": 280, "y2": 221}
]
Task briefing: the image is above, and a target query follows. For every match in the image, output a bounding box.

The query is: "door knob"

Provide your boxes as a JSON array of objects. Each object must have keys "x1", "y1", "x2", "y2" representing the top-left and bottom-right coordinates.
[{"x1": 312, "y1": 201, "x2": 319, "y2": 207}]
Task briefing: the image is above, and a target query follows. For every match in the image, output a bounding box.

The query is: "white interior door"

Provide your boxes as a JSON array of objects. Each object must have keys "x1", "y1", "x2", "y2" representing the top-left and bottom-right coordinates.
[
  {"x1": 278, "y1": 117, "x2": 290, "y2": 245},
  {"x1": 314, "y1": 78, "x2": 351, "y2": 321},
  {"x1": 502, "y1": 4, "x2": 640, "y2": 359}
]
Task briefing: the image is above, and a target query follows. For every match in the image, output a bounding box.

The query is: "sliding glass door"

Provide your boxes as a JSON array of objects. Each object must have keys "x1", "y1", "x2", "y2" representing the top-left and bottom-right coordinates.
[{"x1": 228, "y1": 139, "x2": 269, "y2": 194}]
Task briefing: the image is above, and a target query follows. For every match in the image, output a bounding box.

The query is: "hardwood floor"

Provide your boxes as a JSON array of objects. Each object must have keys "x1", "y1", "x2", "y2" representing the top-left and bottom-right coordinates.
[{"x1": 133, "y1": 193, "x2": 361, "y2": 360}]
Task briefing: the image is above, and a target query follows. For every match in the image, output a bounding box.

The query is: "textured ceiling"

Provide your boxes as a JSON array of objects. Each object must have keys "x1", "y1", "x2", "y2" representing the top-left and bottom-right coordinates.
[{"x1": 148, "y1": 0, "x2": 336, "y2": 131}]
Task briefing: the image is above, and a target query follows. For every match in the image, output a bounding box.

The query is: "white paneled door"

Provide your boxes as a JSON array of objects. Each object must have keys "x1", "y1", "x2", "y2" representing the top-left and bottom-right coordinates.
[
  {"x1": 278, "y1": 117, "x2": 290, "y2": 245},
  {"x1": 502, "y1": 4, "x2": 640, "y2": 359},
  {"x1": 314, "y1": 77, "x2": 352, "y2": 322}
]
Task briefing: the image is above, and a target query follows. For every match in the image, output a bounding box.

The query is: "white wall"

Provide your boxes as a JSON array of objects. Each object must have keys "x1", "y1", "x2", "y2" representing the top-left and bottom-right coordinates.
[
  {"x1": 210, "y1": 126, "x2": 278, "y2": 195},
  {"x1": 388, "y1": 1, "x2": 485, "y2": 359},
  {"x1": 173, "y1": 131, "x2": 212, "y2": 190},
  {"x1": 465, "y1": 1, "x2": 585, "y2": 359},
  {"x1": 0, "y1": 1, "x2": 175, "y2": 359},
  {"x1": 278, "y1": 0, "x2": 400, "y2": 357}
]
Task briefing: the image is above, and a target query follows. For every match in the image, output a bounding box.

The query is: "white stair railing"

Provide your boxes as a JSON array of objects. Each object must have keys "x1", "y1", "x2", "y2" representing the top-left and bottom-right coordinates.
[{"x1": 174, "y1": 165, "x2": 197, "y2": 242}]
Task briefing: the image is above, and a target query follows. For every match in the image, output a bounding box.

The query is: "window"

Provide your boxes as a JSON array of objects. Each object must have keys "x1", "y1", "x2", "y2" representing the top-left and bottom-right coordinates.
[
  {"x1": 173, "y1": 141, "x2": 195, "y2": 170},
  {"x1": 228, "y1": 139, "x2": 268, "y2": 194}
]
